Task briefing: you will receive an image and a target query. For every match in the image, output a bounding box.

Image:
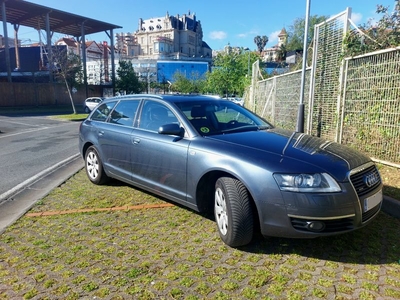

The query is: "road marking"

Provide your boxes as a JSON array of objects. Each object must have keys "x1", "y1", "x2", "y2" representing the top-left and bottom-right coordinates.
[
  {"x1": 0, "y1": 122, "x2": 75, "y2": 139},
  {"x1": 0, "y1": 127, "x2": 49, "y2": 139},
  {"x1": 0, "y1": 119, "x2": 42, "y2": 127}
]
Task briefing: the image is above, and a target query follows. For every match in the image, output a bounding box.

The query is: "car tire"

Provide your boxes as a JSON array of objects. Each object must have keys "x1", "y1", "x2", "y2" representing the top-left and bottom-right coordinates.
[
  {"x1": 85, "y1": 146, "x2": 109, "y2": 185},
  {"x1": 214, "y1": 177, "x2": 254, "y2": 247},
  {"x1": 84, "y1": 106, "x2": 90, "y2": 113}
]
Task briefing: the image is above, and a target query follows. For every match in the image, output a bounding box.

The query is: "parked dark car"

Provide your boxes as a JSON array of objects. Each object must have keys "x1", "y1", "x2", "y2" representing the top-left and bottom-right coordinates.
[{"x1": 79, "y1": 94, "x2": 383, "y2": 247}]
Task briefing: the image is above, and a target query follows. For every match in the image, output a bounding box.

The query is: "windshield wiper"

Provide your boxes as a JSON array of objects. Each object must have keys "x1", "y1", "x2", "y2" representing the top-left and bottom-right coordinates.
[
  {"x1": 258, "y1": 125, "x2": 272, "y2": 130},
  {"x1": 221, "y1": 125, "x2": 259, "y2": 134}
]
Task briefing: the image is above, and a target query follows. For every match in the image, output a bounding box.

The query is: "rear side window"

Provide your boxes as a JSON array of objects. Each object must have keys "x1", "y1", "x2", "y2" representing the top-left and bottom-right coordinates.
[
  {"x1": 109, "y1": 100, "x2": 139, "y2": 127},
  {"x1": 139, "y1": 100, "x2": 178, "y2": 132},
  {"x1": 91, "y1": 101, "x2": 117, "y2": 122}
]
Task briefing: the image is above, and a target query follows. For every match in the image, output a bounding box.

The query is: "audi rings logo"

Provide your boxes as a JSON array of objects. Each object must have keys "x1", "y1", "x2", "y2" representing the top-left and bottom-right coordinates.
[{"x1": 364, "y1": 172, "x2": 380, "y2": 187}]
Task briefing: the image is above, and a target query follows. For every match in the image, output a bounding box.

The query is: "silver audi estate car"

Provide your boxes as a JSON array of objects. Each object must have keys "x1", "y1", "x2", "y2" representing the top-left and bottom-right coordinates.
[{"x1": 78, "y1": 94, "x2": 383, "y2": 247}]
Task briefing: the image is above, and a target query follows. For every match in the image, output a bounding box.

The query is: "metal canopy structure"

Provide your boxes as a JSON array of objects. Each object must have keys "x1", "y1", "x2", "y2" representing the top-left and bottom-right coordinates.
[
  {"x1": 1, "y1": 0, "x2": 122, "y2": 95},
  {"x1": 0, "y1": 0, "x2": 121, "y2": 36}
]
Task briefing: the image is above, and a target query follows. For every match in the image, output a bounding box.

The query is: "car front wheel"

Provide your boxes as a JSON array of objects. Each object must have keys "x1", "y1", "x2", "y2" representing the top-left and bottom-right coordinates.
[
  {"x1": 85, "y1": 146, "x2": 109, "y2": 185},
  {"x1": 214, "y1": 177, "x2": 254, "y2": 247}
]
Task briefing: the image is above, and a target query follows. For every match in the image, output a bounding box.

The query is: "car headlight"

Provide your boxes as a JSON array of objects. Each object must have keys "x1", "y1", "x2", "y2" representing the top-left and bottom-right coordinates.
[{"x1": 273, "y1": 173, "x2": 341, "y2": 193}]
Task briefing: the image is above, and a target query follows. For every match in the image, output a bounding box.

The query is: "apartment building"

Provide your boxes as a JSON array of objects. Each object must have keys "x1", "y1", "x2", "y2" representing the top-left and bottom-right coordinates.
[
  {"x1": 117, "y1": 11, "x2": 212, "y2": 60},
  {"x1": 263, "y1": 28, "x2": 287, "y2": 62},
  {"x1": 52, "y1": 11, "x2": 212, "y2": 86}
]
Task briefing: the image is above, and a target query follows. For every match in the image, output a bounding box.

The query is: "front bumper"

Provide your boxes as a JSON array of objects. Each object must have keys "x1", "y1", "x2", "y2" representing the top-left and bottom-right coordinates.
[{"x1": 258, "y1": 182, "x2": 383, "y2": 239}]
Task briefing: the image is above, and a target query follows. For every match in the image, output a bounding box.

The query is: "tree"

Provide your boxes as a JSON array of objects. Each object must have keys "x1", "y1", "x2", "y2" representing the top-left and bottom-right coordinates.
[
  {"x1": 52, "y1": 46, "x2": 83, "y2": 114},
  {"x1": 343, "y1": 2, "x2": 400, "y2": 56},
  {"x1": 254, "y1": 35, "x2": 269, "y2": 54},
  {"x1": 276, "y1": 43, "x2": 287, "y2": 62},
  {"x1": 169, "y1": 71, "x2": 206, "y2": 94},
  {"x1": 115, "y1": 60, "x2": 142, "y2": 94},
  {"x1": 285, "y1": 15, "x2": 329, "y2": 52},
  {"x1": 204, "y1": 48, "x2": 255, "y2": 96}
]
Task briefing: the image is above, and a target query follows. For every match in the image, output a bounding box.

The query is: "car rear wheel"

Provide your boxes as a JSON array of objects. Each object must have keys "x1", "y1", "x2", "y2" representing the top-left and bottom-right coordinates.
[
  {"x1": 84, "y1": 106, "x2": 90, "y2": 113},
  {"x1": 85, "y1": 146, "x2": 109, "y2": 185},
  {"x1": 214, "y1": 177, "x2": 253, "y2": 247}
]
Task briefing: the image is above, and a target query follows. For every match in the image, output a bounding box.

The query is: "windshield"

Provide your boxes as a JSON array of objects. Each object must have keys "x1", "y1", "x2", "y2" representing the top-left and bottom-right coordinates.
[{"x1": 174, "y1": 100, "x2": 273, "y2": 136}]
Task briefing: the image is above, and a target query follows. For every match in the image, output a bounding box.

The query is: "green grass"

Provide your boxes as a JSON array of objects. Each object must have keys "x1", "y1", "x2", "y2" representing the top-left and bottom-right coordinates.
[
  {"x1": 50, "y1": 113, "x2": 88, "y2": 121},
  {"x1": 0, "y1": 170, "x2": 399, "y2": 299}
]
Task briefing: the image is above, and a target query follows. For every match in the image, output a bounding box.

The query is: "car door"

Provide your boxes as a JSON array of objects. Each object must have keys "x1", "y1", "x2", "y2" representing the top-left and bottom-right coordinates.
[
  {"x1": 130, "y1": 100, "x2": 190, "y2": 202},
  {"x1": 94, "y1": 100, "x2": 139, "y2": 180}
]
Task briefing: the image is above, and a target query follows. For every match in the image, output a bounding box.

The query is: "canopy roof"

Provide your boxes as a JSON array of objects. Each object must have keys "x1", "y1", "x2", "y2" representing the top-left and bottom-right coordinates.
[{"x1": 0, "y1": 0, "x2": 122, "y2": 37}]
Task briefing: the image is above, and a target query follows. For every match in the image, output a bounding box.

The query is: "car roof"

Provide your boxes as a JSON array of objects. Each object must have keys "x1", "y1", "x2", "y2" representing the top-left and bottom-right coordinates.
[{"x1": 102, "y1": 94, "x2": 223, "y2": 104}]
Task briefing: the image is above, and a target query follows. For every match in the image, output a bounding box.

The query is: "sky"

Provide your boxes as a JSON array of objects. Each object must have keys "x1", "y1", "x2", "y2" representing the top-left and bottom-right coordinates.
[{"x1": 3, "y1": 0, "x2": 398, "y2": 51}]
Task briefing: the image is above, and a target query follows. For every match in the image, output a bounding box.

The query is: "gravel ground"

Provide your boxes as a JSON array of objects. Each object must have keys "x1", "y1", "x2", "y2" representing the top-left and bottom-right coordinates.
[{"x1": 0, "y1": 170, "x2": 400, "y2": 299}]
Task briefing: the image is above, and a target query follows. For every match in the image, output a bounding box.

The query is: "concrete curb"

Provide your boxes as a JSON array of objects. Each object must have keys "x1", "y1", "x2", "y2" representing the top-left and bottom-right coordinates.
[
  {"x1": 0, "y1": 153, "x2": 82, "y2": 205},
  {"x1": 381, "y1": 195, "x2": 400, "y2": 219},
  {"x1": 0, "y1": 154, "x2": 84, "y2": 234}
]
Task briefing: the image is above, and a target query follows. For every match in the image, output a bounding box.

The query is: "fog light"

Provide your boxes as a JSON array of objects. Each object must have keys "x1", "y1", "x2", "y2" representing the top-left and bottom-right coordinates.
[{"x1": 306, "y1": 221, "x2": 325, "y2": 232}]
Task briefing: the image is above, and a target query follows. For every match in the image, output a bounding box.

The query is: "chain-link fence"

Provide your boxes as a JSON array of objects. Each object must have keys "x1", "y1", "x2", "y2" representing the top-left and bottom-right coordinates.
[
  {"x1": 245, "y1": 8, "x2": 400, "y2": 167},
  {"x1": 309, "y1": 9, "x2": 350, "y2": 141},
  {"x1": 340, "y1": 48, "x2": 400, "y2": 165},
  {"x1": 253, "y1": 69, "x2": 311, "y2": 130}
]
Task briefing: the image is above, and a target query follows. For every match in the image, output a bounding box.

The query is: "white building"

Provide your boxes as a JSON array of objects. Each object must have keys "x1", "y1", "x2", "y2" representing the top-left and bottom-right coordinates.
[
  {"x1": 55, "y1": 11, "x2": 213, "y2": 85},
  {"x1": 263, "y1": 28, "x2": 287, "y2": 62},
  {"x1": 116, "y1": 11, "x2": 212, "y2": 60}
]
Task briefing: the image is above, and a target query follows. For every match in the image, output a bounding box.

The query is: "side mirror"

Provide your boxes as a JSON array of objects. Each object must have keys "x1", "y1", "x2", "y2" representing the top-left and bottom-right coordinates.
[{"x1": 158, "y1": 123, "x2": 184, "y2": 137}]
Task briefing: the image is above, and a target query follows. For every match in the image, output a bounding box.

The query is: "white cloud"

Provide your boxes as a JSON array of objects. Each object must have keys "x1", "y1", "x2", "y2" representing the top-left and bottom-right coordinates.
[
  {"x1": 268, "y1": 30, "x2": 281, "y2": 45},
  {"x1": 351, "y1": 12, "x2": 363, "y2": 25},
  {"x1": 209, "y1": 31, "x2": 227, "y2": 40},
  {"x1": 237, "y1": 30, "x2": 259, "y2": 39}
]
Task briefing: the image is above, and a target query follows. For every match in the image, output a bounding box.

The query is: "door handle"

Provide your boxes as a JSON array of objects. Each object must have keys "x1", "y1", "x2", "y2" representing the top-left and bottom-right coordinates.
[
  {"x1": 98, "y1": 130, "x2": 105, "y2": 136},
  {"x1": 132, "y1": 137, "x2": 141, "y2": 144}
]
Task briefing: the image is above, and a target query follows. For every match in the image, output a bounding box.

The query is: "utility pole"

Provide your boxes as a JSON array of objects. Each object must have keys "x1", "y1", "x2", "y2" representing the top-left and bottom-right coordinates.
[{"x1": 296, "y1": 0, "x2": 311, "y2": 133}]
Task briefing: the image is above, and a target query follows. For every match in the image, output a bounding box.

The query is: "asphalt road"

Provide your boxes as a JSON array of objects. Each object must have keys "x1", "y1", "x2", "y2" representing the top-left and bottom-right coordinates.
[
  {"x1": 0, "y1": 114, "x2": 85, "y2": 232},
  {"x1": 0, "y1": 114, "x2": 81, "y2": 200}
]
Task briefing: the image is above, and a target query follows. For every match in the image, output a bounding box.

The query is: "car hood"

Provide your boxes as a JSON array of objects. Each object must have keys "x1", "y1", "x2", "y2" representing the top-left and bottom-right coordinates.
[{"x1": 207, "y1": 128, "x2": 371, "y2": 181}]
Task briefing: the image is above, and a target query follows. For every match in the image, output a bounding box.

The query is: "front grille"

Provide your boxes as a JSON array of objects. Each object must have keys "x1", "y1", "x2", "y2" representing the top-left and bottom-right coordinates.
[
  {"x1": 350, "y1": 164, "x2": 382, "y2": 223},
  {"x1": 362, "y1": 202, "x2": 381, "y2": 222},
  {"x1": 350, "y1": 164, "x2": 381, "y2": 198},
  {"x1": 291, "y1": 217, "x2": 354, "y2": 233}
]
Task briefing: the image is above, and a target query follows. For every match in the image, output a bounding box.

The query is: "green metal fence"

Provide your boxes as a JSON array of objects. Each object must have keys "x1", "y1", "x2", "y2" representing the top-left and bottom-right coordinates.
[
  {"x1": 246, "y1": 8, "x2": 400, "y2": 167},
  {"x1": 340, "y1": 48, "x2": 400, "y2": 166}
]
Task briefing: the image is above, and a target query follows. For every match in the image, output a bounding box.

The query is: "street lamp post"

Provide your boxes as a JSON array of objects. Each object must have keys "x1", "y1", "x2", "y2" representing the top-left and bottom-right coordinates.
[
  {"x1": 147, "y1": 68, "x2": 150, "y2": 93},
  {"x1": 244, "y1": 47, "x2": 250, "y2": 77},
  {"x1": 296, "y1": 0, "x2": 311, "y2": 133}
]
